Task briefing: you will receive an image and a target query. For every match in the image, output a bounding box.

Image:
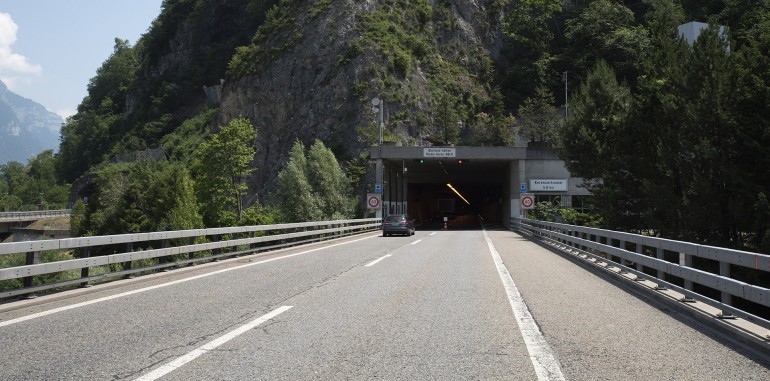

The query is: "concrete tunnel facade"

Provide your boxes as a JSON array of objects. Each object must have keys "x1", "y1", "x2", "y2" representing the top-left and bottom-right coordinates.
[{"x1": 369, "y1": 145, "x2": 591, "y2": 228}]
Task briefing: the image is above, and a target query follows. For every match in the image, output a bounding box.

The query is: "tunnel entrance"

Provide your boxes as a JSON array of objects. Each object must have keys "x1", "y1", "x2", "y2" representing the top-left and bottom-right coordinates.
[
  {"x1": 371, "y1": 145, "x2": 590, "y2": 229},
  {"x1": 376, "y1": 148, "x2": 511, "y2": 224},
  {"x1": 405, "y1": 168, "x2": 506, "y2": 224}
]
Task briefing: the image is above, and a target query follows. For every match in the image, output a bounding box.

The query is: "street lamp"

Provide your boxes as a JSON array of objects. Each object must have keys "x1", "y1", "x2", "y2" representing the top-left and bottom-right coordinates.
[
  {"x1": 371, "y1": 97, "x2": 384, "y2": 145},
  {"x1": 562, "y1": 71, "x2": 568, "y2": 118}
]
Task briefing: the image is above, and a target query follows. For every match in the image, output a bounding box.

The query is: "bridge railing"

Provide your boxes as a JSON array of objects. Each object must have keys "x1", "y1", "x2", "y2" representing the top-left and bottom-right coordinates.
[
  {"x1": 0, "y1": 218, "x2": 381, "y2": 299},
  {"x1": 512, "y1": 217, "x2": 770, "y2": 332},
  {"x1": 0, "y1": 210, "x2": 72, "y2": 222}
]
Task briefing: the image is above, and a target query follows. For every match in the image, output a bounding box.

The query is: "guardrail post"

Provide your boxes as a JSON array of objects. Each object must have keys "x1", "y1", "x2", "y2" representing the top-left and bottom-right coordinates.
[
  {"x1": 718, "y1": 261, "x2": 736, "y2": 319},
  {"x1": 212, "y1": 235, "x2": 220, "y2": 261},
  {"x1": 159, "y1": 239, "x2": 170, "y2": 271},
  {"x1": 679, "y1": 252, "x2": 695, "y2": 302},
  {"x1": 23, "y1": 250, "x2": 40, "y2": 297},
  {"x1": 654, "y1": 247, "x2": 667, "y2": 290},
  {"x1": 634, "y1": 243, "x2": 644, "y2": 281},
  {"x1": 123, "y1": 243, "x2": 134, "y2": 279},
  {"x1": 79, "y1": 247, "x2": 91, "y2": 287},
  {"x1": 188, "y1": 236, "x2": 196, "y2": 265},
  {"x1": 618, "y1": 240, "x2": 628, "y2": 273}
]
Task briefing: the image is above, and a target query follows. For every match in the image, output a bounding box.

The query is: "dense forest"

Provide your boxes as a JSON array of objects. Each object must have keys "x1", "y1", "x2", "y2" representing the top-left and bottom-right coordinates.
[{"x1": 1, "y1": 0, "x2": 768, "y2": 253}]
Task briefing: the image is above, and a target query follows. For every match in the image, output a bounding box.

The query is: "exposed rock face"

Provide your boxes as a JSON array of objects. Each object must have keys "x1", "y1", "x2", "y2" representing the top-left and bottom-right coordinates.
[
  {"x1": 216, "y1": 0, "x2": 506, "y2": 200},
  {"x1": 0, "y1": 81, "x2": 62, "y2": 164},
  {"x1": 125, "y1": 0, "x2": 261, "y2": 121}
]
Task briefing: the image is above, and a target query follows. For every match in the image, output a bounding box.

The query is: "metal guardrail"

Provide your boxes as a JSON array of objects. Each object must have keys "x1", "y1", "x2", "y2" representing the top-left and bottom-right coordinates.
[
  {"x1": 0, "y1": 210, "x2": 72, "y2": 222},
  {"x1": 512, "y1": 218, "x2": 770, "y2": 333},
  {"x1": 0, "y1": 218, "x2": 381, "y2": 299}
]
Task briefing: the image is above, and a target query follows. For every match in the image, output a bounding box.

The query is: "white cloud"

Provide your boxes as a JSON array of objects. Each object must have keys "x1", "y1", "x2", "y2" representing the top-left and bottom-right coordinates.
[{"x1": 0, "y1": 12, "x2": 42, "y2": 76}]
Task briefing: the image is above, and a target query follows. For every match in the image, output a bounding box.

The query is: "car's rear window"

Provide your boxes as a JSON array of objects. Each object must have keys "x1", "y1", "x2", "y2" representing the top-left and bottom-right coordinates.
[{"x1": 386, "y1": 216, "x2": 405, "y2": 222}]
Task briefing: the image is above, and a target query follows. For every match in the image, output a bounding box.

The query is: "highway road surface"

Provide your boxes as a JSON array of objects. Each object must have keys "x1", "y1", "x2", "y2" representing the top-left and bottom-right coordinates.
[{"x1": 1, "y1": 216, "x2": 768, "y2": 380}]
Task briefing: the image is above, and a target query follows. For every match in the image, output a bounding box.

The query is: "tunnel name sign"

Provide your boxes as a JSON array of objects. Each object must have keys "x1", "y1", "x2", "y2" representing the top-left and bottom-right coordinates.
[
  {"x1": 530, "y1": 179, "x2": 567, "y2": 192},
  {"x1": 423, "y1": 148, "x2": 456, "y2": 157}
]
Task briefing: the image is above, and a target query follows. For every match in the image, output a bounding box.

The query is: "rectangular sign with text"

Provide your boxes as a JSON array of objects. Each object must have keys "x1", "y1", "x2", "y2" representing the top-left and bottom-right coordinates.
[
  {"x1": 529, "y1": 179, "x2": 568, "y2": 192},
  {"x1": 423, "y1": 147, "x2": 456, "y2": 158}
]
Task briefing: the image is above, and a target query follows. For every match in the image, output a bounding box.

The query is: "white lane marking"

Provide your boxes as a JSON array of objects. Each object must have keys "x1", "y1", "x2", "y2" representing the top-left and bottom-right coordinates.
[
  {"x1": 133, "y1": 306, "x2": 292, "y2": 381},
  {"x1": 365, "y1": 254, "x2": 391, "y2": 267},
  {"x1": 429, "y1": 232, "x2": 437, "y2": 236},
  {"x1": 410, "y1": 239, "x2": 422, "y2": 245},
  {"x1": 483, "y1": 228, "x2": 566, "y2": 381},
  {"x1": 0, "y1": 235, "x2": 376, "y2": 328}
]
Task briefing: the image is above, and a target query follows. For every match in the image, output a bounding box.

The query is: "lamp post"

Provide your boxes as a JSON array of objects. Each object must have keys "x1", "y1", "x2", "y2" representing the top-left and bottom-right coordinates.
[
  {"x1": 371, "y1": 97, "x2": 385, "y2": 219},
  {"x1": 562, "y1": 71, "x2": 568, "y2": 118},
  {"x1": 371, "y1": 97, "x2": 384, "y2": 145}
]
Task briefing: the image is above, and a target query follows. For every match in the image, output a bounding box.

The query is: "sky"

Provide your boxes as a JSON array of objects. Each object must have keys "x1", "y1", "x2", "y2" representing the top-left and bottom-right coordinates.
[{"x1": 0, "y1": 1, "x2": 163, "y2": 120}]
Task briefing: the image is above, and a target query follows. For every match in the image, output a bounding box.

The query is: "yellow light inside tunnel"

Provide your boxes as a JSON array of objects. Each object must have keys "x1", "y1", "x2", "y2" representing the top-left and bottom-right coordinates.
[{"x1": 446, "y1": 183, "x2": 471, "y2": 206}]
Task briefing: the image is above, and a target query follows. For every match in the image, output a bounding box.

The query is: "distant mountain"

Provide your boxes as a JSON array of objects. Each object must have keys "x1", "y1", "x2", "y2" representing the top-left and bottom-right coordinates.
[{"x1": 0, "y1": 81, "x2": 62, "y2": 164}]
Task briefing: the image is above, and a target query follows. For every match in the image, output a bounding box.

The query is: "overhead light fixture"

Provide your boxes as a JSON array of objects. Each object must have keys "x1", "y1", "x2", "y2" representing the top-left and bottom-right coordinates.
[{"x1": 447, "y1": 183, "x2": 471, "y2": 205}]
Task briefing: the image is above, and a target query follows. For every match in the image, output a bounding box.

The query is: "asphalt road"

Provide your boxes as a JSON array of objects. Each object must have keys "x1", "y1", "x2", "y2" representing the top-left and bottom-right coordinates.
[{"x1": 0, "y1": 216, "x2": 768, "y2": 380}]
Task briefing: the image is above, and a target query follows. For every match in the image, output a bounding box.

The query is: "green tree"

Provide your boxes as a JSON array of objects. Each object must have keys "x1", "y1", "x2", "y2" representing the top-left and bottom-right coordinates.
[
  {"x1": 753, "y1": 193, "x2": 770, "y2": 253},
  {"x1": 70, "y1": 199, "x2": 87, "y2": 237},
  {"x1": 85, "y1": 38, "x2": 137, "y2": 114},
  {"x1": 0, "y1": 151, "x2": 69, "y2": 210},
  {"x1": 469, "y1": 112, "x2": 517, "y2": 146},
  {"x1": 560, "y1": 60, "x2": 633, "y2": 179},
  {"x1": 57, "y1": 39, "x2": 138, "y2": 183},
  {"x1": 727, "y1": 1, "x2": 770, "y2": 246},
  {"x1": 307, "y1": 140, "x2": 357, "y2": 220},
  {"x1": 674, "y1": 23, "x2": 742, "y2": 244},
  {"x1": 80, "y1": 161, "x2": 203, "y2": 236},
  {"x1": 431, "y1": 92, "x2": 461, "y2": 145},
  {"x1": 562, "y1": 0, "x2": 650, "y2": 85},
  {"x1": 504, "y1": 0, "x2": 563, "y2": 53},
  {"x1": 275, "y1": 140, "x2": 356, "y2": 222},
  {"x1": 57, "y1": 111, "x2": 116, "y2": 183},
  {"x1": 146, "y1": 164, "x2": 203, "y2": 231},
  {"x1": 276, "y1": 141, "x2": 322, "y2": 223},
  {"x1": 501, "y1": 0, "x2": 563, "y2": 104},
  {"x1": 559, "y1": 60, "x2": 645, "y2": 230},
  {"x1": 192, "y1": 117, "x2": 257, "y2": 226},
  {"x1": 25, "y1": 151, "x2": 70, "y2": 208},
  {"x1": 517, "y1": 84, "x2": 560, "y2": 145}
]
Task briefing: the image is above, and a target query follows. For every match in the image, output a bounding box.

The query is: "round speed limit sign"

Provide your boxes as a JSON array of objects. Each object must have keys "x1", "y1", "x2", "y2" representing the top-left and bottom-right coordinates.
[
  {"x1": 521, "y1": 194, "x2": 535, "y2": 209},
  {"x1": 367, "y1": 194, "x2": 381, "y2": 209}
]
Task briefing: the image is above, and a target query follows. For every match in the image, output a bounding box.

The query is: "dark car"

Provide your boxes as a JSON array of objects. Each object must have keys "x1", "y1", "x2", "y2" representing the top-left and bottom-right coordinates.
[{"x1": 382, "y1": 214, "x2": 415, "y2": 236}]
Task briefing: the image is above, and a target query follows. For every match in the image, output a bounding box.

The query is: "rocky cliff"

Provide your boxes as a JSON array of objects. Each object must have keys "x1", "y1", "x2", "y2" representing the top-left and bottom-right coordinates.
[
  {"x1": 215, "y1": 0, "x2": 508, "y2": 198},
  {"x1": 64, "y1": 0, "x2": 511, "y2": 201}
]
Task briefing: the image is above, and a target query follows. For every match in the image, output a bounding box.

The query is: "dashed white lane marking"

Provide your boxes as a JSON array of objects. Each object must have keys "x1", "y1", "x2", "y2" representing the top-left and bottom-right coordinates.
[
  {"x1": 410, "y1": 239, "x2": 422, "y2": 245},
  {"x1": 133, "y1": 306, "x2": 293, "y2": 381},
  {"x1": 482, "y1": 228, "x2": 566, "y2": 381},
  {"x1": 429, "y1": 232, "x2": 437, "y2": 236},
  {"x1": 365, "y1": 254, "x2": 391, "y2": 267},
  {"x1": 0, "y1": 235, "x2": 375, "y2": 328}
]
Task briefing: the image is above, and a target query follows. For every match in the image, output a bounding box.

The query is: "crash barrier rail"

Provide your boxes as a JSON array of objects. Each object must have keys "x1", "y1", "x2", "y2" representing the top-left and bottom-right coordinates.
[
  {"x1": 0, "y1": 218, "x2": 381, "y2": 299},
  {"x1": 512, "y1": 218, "x2": 770, "y2": 335},
  {"x1": 0, "y1": 210, "x2": 71, "y2": 222}
]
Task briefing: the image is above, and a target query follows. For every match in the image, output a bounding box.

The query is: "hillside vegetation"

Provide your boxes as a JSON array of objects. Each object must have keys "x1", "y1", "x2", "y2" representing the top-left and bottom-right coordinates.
[{"x1": 1, "y1": 0, "x2": 767, "y2": 252}]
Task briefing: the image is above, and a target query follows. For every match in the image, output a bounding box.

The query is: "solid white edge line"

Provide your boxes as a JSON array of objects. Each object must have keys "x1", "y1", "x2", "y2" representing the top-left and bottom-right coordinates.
[
  {"x1": 365, "y1": 254, "x2": 391, "y2": 267},
  {"x1": 482, "y1": 228, "x2": 566, "y2": 381},
  {"x1": 0, "y1": 235, "x2": 376, "y2": 328},
  {"x1": 133, "y1": 306, "x2": 293, "y2": 381}
]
